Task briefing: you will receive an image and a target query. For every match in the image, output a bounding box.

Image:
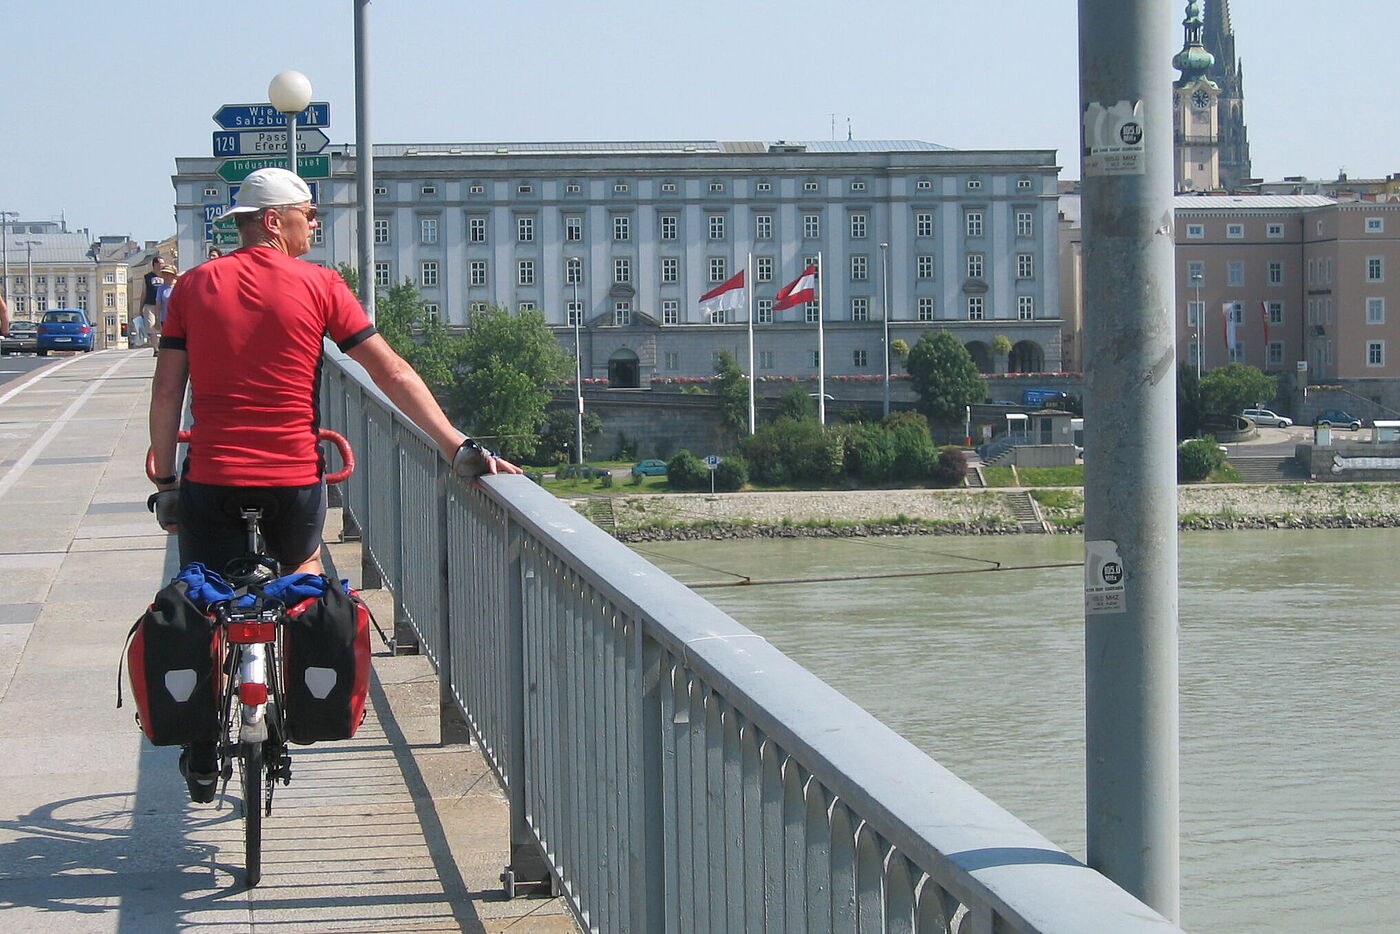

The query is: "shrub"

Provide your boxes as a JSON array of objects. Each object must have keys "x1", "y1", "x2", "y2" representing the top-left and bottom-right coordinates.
[
  {"x1": 713, "y1": 456, "x2": 748, "y2": 491},
  {"x1": 666, "y1": 450, "x2": 709, "y2": 490},
  {"x1": 599, "y1": 472, "x2": 614, "y2": 488},
  {"x1": 931, "y1": 447, "x2": 969, "y2": 487},
  {"x1": 847, "y1": 423, "x2": 897, "y2": 484},
  {"x1": 890, "y1": 420, "x2": 938, "y2": 481},
  {"x1": 1178, "y1": 438, "x2": 1224, "y2": 482}
]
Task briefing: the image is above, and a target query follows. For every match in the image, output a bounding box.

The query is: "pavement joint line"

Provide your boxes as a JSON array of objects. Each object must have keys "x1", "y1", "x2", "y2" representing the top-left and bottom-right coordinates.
[
  {"x1": 0, "y1": 353, "x2": 89, "y2": 406},
  {"x1": 0, "y1": 355, "x2": 135, "y2": 502}
]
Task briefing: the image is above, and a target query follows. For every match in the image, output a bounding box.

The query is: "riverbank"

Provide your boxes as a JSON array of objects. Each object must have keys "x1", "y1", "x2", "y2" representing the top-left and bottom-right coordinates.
[{"x1": 596, "y1": 483, "x2": 1400, "y2": 541}]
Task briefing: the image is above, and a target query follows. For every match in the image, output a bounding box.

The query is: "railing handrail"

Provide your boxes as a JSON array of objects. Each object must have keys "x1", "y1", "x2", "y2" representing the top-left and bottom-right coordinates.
[{"x1": 319, "y1": 341, "x2": 1183, "y2": 933}]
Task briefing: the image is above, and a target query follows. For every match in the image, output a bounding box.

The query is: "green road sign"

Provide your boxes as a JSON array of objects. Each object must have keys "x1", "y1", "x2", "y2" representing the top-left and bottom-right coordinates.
[
  {"x1": 211, "y1": 230, "x2": 241, "y2": 246},
  {"x1": 216, "y1": 154, "x2": 330, "y2": 182},
  {"x1": 212, "y1": 217, "x2": 237, "y2": 232}
]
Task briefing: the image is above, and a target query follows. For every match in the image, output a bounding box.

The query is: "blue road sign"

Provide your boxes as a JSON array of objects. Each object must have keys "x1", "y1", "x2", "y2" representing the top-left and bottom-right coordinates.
[
  {"x1": 212, "y1": 102, "x2": 330, "y2": 129},
  {"x1": 212, "y1": 128, "x2": 329, "y2": 157},
  {"x1": 704, "y1": 454, "x2": 722, "y2": 469}
]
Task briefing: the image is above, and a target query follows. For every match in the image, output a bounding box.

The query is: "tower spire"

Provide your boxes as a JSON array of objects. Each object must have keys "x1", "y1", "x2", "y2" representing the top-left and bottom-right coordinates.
[{"x1": 1172, "y1": 0, "x2": 1216, "y2": 86}]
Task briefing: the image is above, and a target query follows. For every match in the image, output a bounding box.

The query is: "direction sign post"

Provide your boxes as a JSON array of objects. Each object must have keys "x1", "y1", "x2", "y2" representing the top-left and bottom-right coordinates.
[
  {"x1": 213, "y1": 102, "x2": 330, "y2": 129},
  {"x1": 217, "y1": 155, "x2": 329, "y2": 182},
  {"x1": 213, "y1": 128, "x2": 329, "y2": 158}
]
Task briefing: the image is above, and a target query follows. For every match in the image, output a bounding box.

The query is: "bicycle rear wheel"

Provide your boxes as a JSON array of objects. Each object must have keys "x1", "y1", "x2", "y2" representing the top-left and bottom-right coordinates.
[{"x1": 241, "y1": 739, "x2": 264, "y2": 887}]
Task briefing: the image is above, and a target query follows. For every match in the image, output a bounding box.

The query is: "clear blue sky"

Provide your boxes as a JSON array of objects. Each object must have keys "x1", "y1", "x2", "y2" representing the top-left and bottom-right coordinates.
[{"x1": 2, "y1": 0, "x2": 1394, "y2": 245}]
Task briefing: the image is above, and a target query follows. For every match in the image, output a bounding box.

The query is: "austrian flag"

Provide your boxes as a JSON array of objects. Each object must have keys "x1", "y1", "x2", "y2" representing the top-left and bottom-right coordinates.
[
  {"x1": 697, "y1": 270, "x2": 746, "y2": 315},
  {"x1": 774, "y1": 265, "x2": 817, "y2": 310}
]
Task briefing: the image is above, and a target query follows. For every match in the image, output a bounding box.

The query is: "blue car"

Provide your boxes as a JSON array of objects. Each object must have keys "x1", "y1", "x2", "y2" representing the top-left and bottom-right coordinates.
[
  {"x1": 36, "y1": 308, "x2": 94, "y2": 355},
  {"x1": 631, "y1": 459, "x2": 668, "y2": 478}
]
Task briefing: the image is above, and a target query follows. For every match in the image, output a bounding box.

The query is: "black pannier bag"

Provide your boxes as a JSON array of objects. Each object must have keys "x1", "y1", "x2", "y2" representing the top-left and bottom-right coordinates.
[
  {"x1": 122, "y1": 579, "x2": 221, "y2": 746},
  {"x1": 281, "y1": 580, "x2": 371, "y2": 745}
]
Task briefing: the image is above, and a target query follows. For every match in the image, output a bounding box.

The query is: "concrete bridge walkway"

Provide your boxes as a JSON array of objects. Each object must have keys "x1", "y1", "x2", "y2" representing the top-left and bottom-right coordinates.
[{"x1": 0, "y1": 350, "x2": 575, "y2": 933}]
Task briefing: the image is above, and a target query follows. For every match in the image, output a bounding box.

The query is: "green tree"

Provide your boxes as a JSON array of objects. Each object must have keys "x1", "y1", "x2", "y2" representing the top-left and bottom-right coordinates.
[
  {"x1": 1177, "y1": 361, "x2": 1204, "y2": 440},
  {"x1": 450, "y1": 305, "x2": 570, "y2": 462},
  {"x1": 890, "y1": 338, "x2": 910, "y2": 365},
  {"x1": 336, "y1": 262, "x2": 360, "y2": 296},
  {"x1": 904, "y1": 331, "x2": 987, "y2": 428},
  {"x1": 535, "y1": 408, "x2": 603, "y2": 465},
  {"x1": 773, "y1": 382, "x2": 816, "y2": 422},
  {"x1": 1199, "y1": 363, "x2": 1276, "y2": 423},
  {"x1": 1178, "y1": 438, "x2": 1224, "y2": 482},
  {"x1": 713, "y1": 349, "x2": 749, "y2": 441}
]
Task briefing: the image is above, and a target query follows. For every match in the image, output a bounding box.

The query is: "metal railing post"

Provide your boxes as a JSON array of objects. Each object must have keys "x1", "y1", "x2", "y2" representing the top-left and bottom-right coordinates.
[
  {"x1": 631, "y1": 633, "x2": 667, "y2": 931},
  {"x1": 438, "y1": 476, "x2": 470, "y2": 745},
  {"x1": 390, "y1": 442, "x2": 419, "y2": 655}
]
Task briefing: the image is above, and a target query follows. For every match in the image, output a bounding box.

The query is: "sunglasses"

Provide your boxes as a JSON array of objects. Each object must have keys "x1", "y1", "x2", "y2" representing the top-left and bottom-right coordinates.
[{"x1": 274, "y1": 205, "x2": 319, "y2": 222}]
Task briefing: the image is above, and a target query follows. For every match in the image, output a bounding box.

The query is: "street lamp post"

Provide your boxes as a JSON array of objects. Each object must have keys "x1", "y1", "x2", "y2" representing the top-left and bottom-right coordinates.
[
  {"x1": 880, "y1": 242, "x2": 891, "y2": 418},
  {"x1": 0, "y1": 211, "x2": 17, "y2": 307},
  {"x1": 20, "y1": 240, "x2": 38, "y2": 319},
  {"x1": 1190, "y1": 271, "x2": 1203, "y2": 378},
  {"x1": 268, "y1": 70, "x2": 313, "y2": 177},
  {"x1": 569, "y1": 258, "x2": 584, "y2": 464}
]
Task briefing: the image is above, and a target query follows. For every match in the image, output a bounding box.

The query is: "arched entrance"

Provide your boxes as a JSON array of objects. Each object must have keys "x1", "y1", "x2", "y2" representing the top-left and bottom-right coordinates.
[
  {"x1": 1008, "y1": 340, "x2": 1044, "y2": 374},
  {"x1": 965, "y1": 340, "x2": 993, "y2": 373},
  {"x1": 608, "y1": 348, "x2": 640, "y2": 388}
]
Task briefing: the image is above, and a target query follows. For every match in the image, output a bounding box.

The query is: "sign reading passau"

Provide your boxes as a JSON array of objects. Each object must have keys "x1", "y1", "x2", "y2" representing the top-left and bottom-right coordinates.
[{"x1": 213, "y1": 128, "x2": 329, "y2": 157}]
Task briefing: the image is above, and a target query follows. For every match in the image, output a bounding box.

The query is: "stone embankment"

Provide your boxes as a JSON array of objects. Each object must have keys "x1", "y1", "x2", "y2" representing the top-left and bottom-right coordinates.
[{"x1": 596, "y1": 484, "x2": 1400, "y2": 542}]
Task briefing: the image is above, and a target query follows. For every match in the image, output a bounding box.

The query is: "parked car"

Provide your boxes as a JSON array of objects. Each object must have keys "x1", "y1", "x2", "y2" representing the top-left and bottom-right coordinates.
[
  {"x1": 1314, "y1": 409, "x2": 1362, "y2": 430},
  {"x1": 1, "y1": 319, "x2": 38, "y2": 355},
  {"x1": 631, "y1": 459, "x2": 668, "y2": 478},
  {"x1": 1242, "y1": 408, "x2": 1293, "y2": 428},
  {"x1": 36, "y1": 308, "x2": 94, "y2": 355}
]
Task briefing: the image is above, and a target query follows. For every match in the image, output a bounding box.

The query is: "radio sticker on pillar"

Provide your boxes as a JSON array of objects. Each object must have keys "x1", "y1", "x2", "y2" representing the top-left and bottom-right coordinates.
[
  {"x1": 1082, "y1": 100, "x2": 1146, "y2": 177},
  {"x1": 1085, "y1": 539, "x2": 1127, "y2": 615}
]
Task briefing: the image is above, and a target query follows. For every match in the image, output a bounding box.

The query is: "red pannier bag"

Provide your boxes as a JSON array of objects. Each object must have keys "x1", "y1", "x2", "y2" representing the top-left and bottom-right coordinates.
[
  {"x1": 281, "y1": 581, "x2": 371, "y2": 745},
  {"x1": 122, "y1": 580, "x2": 221, "y2": 746}
]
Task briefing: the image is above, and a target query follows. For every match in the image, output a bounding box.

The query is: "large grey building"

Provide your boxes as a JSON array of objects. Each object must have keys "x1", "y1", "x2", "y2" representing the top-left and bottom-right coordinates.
[{"x1": 173, "y1": 140, "x2": 1063, "y2": 385}]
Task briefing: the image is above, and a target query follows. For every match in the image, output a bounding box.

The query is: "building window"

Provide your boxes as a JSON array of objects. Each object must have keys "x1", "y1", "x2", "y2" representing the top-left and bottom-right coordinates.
[
  {"x1": 661, "y1": 300, "x2": 679, "y2": 325},
  {"x1": 965, "y1": 211, "x2": 983, "y2": 238},
  {"x1": 374, "y1": 261, "x2": 391, "y2": 287},
  {"x1": 1367, "y1": 297, "x2": 1386, "y2": 324},
  {"x1": 850, "y1": 255, "x2": 868, "y2": 281},
  {"x1": 660, "y1": 215, "x2": 678, "y2": 241},
  {"x1": 661, "y1": 181, "x2": 677, "y2": 193},
  {"x1": 1268, "y1": 342, "x2": 1284, "y2": 366},
  {"x1": 517, "y1": 183, "x2": 534, "y2": 195},
  {"x1": 757, "y1": 299, "x2": 774, "y2": 324},
  {"x1": 373, "y1": 219, "x2": 390, "y2": 244},
  {"x1": 755, "y1": 214, "x2": 773, "y2": 240},
  {"x1": 469, "y1": 260, "x2": 487, "y2": 287},
  {"x1": 851, "y1": 297, "x2": 869, "y2": 321},
  {"x1": 664, "y1": 351, "x2": 680, "y2": 370},
  {"x1": 1188, "y1": 300, "x2": 1205, "y2": 327},
  {"x1": 312, "y1": 224, "x2": 325, "y2": 246},
  {"x1": 613, "y1": 215, "x2": 631, "y2": 242},
  {"x1": 204, "y1": 185, "x2": 220, "y2": 198},
  {"x1": 1016, "y1": 253, "x2": 1034, "y2": 279},
  {"x1": 918, "y1": 297, "x2": 935, "y2": 321},
  {"x1": 660, "y1": 257, "x2": 679, "y2": 283},
  {"x1": 76, "y1": 275, "x2": 87, "y2": 287},
  {"x1": 755, "y1": 256, "x2": 773, "y2": 282},
  {"x1": 756, "y1": 181, "x2": 772, "y2": 193},
  {"x1": 1229, "y1": 302, "x2": 1244, "y2": 324},
  {"x1": 709, "y1": 214, "x2": 726, "y2": 240},
  {"x1": 708, "y1": 257, "x2": 726, "y2": 283},
  {"x1": 805, "y1": 304, "x2": 820, "y2": 324},
  {"x1": 851, "y1": 180, "x2": 866, "y2": 192},
  {"x1": 916, "y1": 212, "x2": 934, "y2": 238},
  {"x1": 517, "y1": 216, "x2": 535, "y2": 243},
  {"x1": 470, "y1": 183, "x2": 485, "y2": 194},
  {"x1": 567, "y1": 301, "x2": 583, "y2": 326},
  {"x1": 807, "y1": 349, "x2": 821, "y2": 367},
  {"x1": 1267, "y1": 261, "x2": 1284, "y2": 285},
  {"x1": 917, "y1": 255, "x2": 935, "y2": 279},
  {"x1": 1017, "y1": 177, "x2": 1034, "y2": 190},
  {"x1": 1368, "y1": 341, "x2": 1385, "y2": 367},
  {"x1": 1367, "y1": 256, "x2": 1385, "y2": 282},
  {"x1": 614, "y1": 301, "x2": 631, "y2": 326},
  {"x1": 566, "y1": 257, "x2": 583, "y2": 285},
  {"x1": 565, "y1": 183, "x2": 582, "y2": 194},
  {"x1": 518, "y1": 260, "x2": 535, "y2": 286},
  {"x1": 709, "y1": 308, "x2": 727, "y2": 324},
  {"x1": 967, "y1": 253, "x2": 985, "y2": 279},
  {"x1": 804, "y1": 180, "x2": 819, "y2": 192},
  {"x1": 1227, "y1": 223, "x2": 1244, "y2": 238},
  {"x1": 758, "y1": 350, "x2": 775, "y2": 369},
  {"x1": 917, "y1": 179, "x2": 933, "y2": 190},
  {"x1": 967, "y1": 296, "x2": 984, "y2": 320},
  {"x1": 709, "y1": 181, "x2": 725, "y2": 193},
  {"x1": 1267, "y1": 301, "x2": 1284, "y2": 325},
  {"x1": 1018, "y1": 295, "x2": 1035, "y2": 320},
  {"x1": 1187, "y1": 260, "x2": 1205, "y2": 283},
  {"x1": 1366, "y1": 217, "x2": 1384, "y2": 233},
  {"x1": 615, "y1": 258, "x2": 631, "y2": 284},
  {"x1": 420, "y1": 184, "x2": 438, "y2": 196},
  {"x1": 849, "y1": 212, "x2": 867, "y2": 239},
  {"x1": 1186, "y1": 223, "x2": 1204, "y2": 239},
  {"x1": 613, "y1": 181, "x2": 629, "y2": 194},
  {"x1": 803, "y1": 213, "x2": 821, "y2": 239},
  {"x1": 1267, "y1": 222, "x2": 1285, "y2": 238},
  {"x1": 517, "y1": 301, "x2": 536, "y2": 313},
  {"x1": 1016, "y1": 210, "x2": 1034, "y2": 237},
  {"x1": 469, "y1": 216, "x2": 487, "y2": 243},
  {"x1": 966, "y1": 177, "x2": 982, "y2": 190},
  {"x1": 423, "y1": 303, "x2": 440, "y2": 322},
  {"x1": 420, "y1": 261, "x2": 439, "y2": 287},
  {"x1": 565, "y1": 216, "x2": 582, "y2": 242},
  {"x1": 853, "y1": 349, "x2": 869, "y2": 367},
  {"x1": 470, "y1": 301, "x2": 487, "y2": 314},
  {"x1": 1227, "y1": 261, "x2": 1244, "y2": 287}
]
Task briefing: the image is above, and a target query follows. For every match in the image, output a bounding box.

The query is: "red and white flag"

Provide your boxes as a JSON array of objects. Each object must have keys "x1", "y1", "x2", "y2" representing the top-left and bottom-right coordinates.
[
  {"x1": 774, "y1": 264, "x2": 817, "y2": 310},
  {"x1": 1223, "y1": 301, "x2": 1238, "y2": 355},
  {"x1": 697, "y1": 270, "x2": 746, "y2": 316},
  {"x1": 1259, "y1": 301, "x2": 1271, "y2": 346}
]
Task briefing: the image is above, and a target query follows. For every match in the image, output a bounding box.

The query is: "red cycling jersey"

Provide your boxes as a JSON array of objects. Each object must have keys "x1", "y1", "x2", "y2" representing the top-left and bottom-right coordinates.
[{"x1": 161, "y1": 246, "x2": 375, "y2": 486}]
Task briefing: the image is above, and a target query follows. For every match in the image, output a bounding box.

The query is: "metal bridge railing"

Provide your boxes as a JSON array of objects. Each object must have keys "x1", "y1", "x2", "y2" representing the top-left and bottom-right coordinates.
[{"x1": 320, "y1": 344, "x2": 1183, "y2": 934}]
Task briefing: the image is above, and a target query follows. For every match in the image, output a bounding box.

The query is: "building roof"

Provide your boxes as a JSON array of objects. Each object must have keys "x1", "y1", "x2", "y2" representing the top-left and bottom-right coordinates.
[
  {"x1": 1173, "y1": 194, "x2": 1335, "y2": 209},
  {"x1": 358, "y1": 139, "x2": 955, "y2": 158},
  {"x1": 0, "y1": 233, "x2": 98, "y2": 265}
]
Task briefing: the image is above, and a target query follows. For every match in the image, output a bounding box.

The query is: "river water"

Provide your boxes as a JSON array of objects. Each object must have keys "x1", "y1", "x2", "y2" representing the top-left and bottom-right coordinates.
[{"x1": 634, "y1": 528, "x2": 1400, "y2": 933}]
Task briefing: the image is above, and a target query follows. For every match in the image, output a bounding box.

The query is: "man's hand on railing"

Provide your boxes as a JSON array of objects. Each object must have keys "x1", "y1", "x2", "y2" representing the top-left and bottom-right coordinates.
[{"x1": 452, "y1": 438, "x2": 524, "y2": 479}]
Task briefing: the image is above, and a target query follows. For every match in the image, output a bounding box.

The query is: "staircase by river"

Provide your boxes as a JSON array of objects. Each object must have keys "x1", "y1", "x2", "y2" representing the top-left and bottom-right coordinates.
[
  {"x1": 1228, "y1": 455, "x2": 1308, "y2": 483},
  {"x1": 1008, "y1": 490, "x2": 1049, "y2": 533}
]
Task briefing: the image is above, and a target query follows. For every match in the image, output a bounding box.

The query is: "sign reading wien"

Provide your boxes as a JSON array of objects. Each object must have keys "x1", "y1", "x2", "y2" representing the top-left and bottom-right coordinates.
[{"x1": 212, "y1": 102, "x2": 330, "y2": 129}]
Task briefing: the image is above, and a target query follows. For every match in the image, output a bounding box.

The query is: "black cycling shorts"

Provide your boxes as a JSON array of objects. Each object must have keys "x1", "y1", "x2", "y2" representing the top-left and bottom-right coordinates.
[{"x1": 177, "y1": 479, "x2": 326, "y2": 577}]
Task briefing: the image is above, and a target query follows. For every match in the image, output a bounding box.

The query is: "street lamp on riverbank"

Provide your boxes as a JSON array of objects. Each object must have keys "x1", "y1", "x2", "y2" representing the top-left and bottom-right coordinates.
[
  {"x1": 569, "y1": 257, "x2": 583, "y2": 464},
  {"x1": 880, "y1": 242, "x2": 891, "y2": 418}
]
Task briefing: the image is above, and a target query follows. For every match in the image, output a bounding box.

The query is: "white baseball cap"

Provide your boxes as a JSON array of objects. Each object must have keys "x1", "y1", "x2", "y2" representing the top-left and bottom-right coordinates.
[{"x1": 218, "y1": 167, "x2": 313, "y2": 219}]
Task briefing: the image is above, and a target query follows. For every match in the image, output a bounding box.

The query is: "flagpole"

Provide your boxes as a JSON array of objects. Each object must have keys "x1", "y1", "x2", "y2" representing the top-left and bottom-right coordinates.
[
  {"x1": 817, "y1": 252, "x2": 826, "y2": 426},
  {"x1": 746, "y1": 252, "x2": 755, "y2": 435}
]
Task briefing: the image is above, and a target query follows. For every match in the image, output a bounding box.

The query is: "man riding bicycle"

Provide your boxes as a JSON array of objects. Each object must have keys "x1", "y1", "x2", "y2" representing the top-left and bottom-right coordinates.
[{"x1": 148, "y1": 167, "x2": 521, "y2": 801}]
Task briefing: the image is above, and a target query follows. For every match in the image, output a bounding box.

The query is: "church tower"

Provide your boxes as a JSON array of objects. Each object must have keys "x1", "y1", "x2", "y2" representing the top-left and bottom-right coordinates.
[
  {"x1": 1172, "y1": 0, "x2": 1221, "y2": 192},
  {"x1": 1202, "y1": 0, "x2": 1253, "y2": 189}
]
